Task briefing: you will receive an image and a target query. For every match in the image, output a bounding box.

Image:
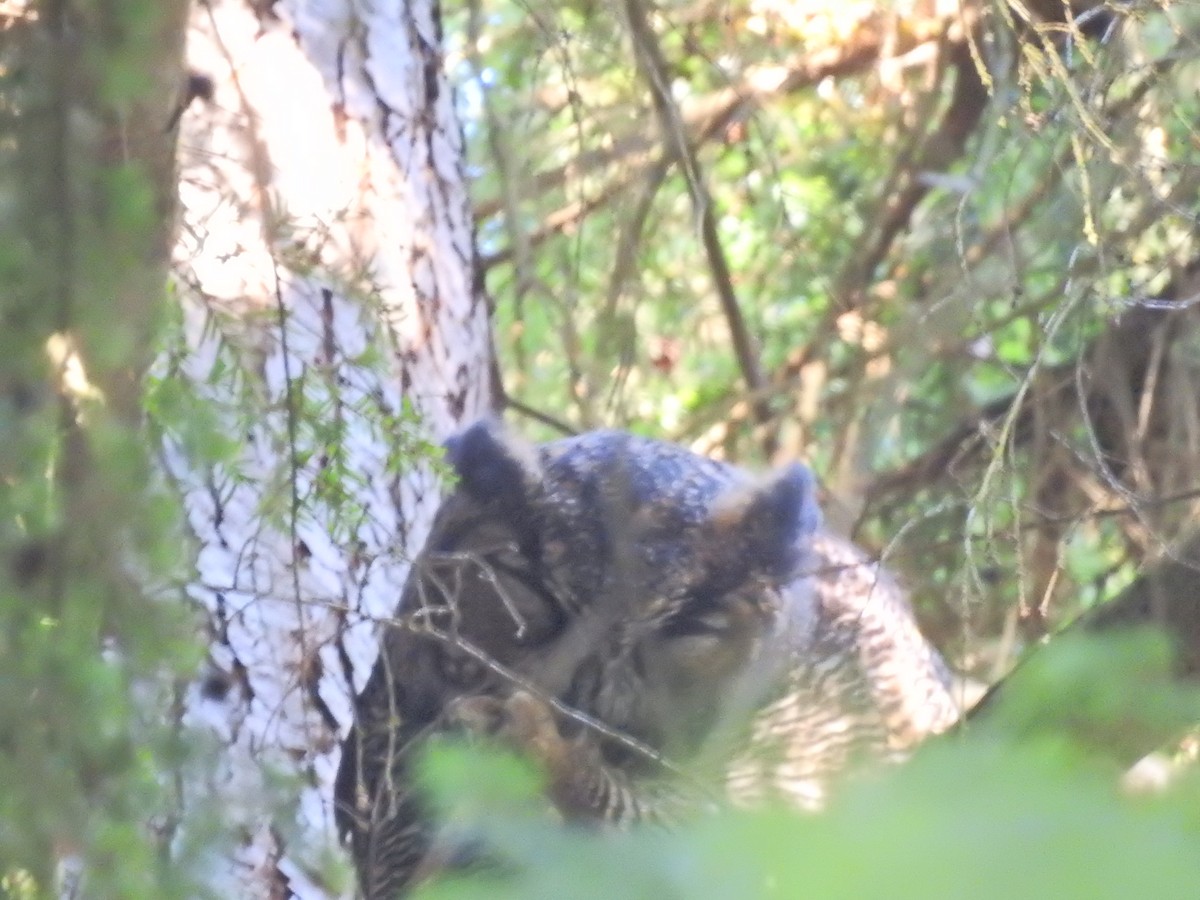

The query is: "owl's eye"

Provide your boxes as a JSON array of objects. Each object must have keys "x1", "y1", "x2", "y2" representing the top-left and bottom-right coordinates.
[
  {"x1": 658, "y1": 586, "x2": 741, "y2": 640},
  {"x1": 480, "y1": 548, "x2": 568, "y2": 646},
  {"x1": 436, "y1": 651, "x2": 488, "y2": 688},
  {"x1": 655, "y1": 606, "x2": 740, "y2": 681},
  {"x1": 659, "y1": 607, "x2": 733, "y2": 639},
  {"x1": 658, "y1": 590, "x2": 772, "y2": 668}
]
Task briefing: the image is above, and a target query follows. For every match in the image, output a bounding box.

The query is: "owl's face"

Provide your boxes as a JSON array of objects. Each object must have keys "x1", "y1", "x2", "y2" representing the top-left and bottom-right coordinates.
[{"x1": 389, "y1": 423, "x2": 821, "y2": 766}]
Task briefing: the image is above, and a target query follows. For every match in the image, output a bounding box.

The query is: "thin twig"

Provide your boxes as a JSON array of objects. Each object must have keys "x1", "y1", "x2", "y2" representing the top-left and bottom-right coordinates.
[{"x1": 621, "y1": 0, "x2": 773, "y2": 455}]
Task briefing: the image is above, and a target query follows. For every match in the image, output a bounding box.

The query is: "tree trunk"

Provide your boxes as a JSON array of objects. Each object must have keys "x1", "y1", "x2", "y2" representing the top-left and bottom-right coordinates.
[{"x1": 169, "y1": 0, "x2": 491, "y2": 894}]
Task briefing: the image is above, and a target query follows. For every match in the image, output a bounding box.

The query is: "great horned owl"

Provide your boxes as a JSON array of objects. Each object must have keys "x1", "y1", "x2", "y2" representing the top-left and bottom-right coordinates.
[{"x1": 335, "y1": 423, "x2": 959, "y2": 898}]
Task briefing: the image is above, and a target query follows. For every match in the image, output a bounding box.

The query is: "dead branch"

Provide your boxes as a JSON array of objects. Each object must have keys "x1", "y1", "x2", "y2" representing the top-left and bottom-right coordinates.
[{"x1": 622, "y1": 0, "x2": 773, "y2": 454}]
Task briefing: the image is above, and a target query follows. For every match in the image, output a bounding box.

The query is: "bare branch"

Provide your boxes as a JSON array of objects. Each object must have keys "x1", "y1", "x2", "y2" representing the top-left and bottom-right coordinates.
[{"x1": 622, "y1": 0, "x2": 773, "y2": 453}]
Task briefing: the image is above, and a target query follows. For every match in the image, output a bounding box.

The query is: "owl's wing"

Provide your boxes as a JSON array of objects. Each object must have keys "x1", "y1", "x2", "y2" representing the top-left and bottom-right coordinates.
[{"x1": 727, "y1": 531, "x2": 960, "y2": 809}]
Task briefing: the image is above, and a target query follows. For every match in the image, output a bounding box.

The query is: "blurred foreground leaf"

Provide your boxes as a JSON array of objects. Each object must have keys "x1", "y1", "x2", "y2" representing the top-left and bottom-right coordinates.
[{"x1": 415, "y1": 632, "x2": 1200, "y2": 899}]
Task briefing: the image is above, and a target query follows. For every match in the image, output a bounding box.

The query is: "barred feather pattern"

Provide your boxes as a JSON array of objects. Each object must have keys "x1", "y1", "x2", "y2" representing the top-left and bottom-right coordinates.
[
  {"x1": 335, "y1": 427, "x2": 959, "y2": 897},
  {"x1": 725, "y1": 531, "x2": 960, "y2": 810}
]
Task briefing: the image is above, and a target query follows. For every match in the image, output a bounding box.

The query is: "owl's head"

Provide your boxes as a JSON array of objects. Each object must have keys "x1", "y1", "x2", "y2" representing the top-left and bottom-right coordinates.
[{"x1": 435, "y1": 421, "x2": 823, "y2": 762}]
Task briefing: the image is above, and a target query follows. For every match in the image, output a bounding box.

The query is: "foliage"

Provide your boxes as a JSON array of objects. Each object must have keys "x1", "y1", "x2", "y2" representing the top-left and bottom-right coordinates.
[
  {"x1": 0, "y1": 1, "x2": 208, "y2": 896},
  {"x1": 7, "y1": 0, "x2": 1200, "y2": 895},
  {"x1": 449, "y1": 0, "x2": 1200, "y2": 676},
  {"x1": 414, "y1": 630, "x2": 1200, "y2": 899},
  {"x1": 406, "y1": 5, "x2": 1200, "y2": 891}
]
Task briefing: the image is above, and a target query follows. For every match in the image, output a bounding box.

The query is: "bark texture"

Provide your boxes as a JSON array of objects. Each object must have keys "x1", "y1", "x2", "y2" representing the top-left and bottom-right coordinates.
[{"x1": 170, "y1": 1, "x2": 491, "y2": 894}]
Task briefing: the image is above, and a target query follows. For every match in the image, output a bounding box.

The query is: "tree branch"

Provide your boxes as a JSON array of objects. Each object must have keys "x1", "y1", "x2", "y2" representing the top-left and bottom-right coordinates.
[
  {"x1": 474, "y1": 12, "x2": 959, "y2": 223},
  {"x1": 622, "y1": 0, "x2": 773, "y2": 453},
  {"x1": 833, "y1": 41, "x2": 989, "y2": 312}
]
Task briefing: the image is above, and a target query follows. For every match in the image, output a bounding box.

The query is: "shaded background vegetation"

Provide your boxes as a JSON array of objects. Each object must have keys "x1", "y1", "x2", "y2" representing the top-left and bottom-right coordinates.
[
  {"x1": 451, "y1": 0, "x2": 1200, "y2": 684},
  {"x1": 6, "y1": 0, "x2": 1200, "y2": 895},
  {"x1": 0, "y1": 0, "x2": 214, "y2": 896}
]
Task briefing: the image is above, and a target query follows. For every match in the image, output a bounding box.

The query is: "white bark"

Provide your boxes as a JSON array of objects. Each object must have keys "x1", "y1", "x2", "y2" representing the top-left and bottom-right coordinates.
[{"x1": 169, "y1": 0, "x2": 489, "y2": 894}]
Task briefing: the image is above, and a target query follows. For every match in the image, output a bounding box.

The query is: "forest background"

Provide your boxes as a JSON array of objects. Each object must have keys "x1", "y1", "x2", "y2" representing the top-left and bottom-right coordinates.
[{"x1": 5, "y1": 0, "x2": 1200, "y2": 896}]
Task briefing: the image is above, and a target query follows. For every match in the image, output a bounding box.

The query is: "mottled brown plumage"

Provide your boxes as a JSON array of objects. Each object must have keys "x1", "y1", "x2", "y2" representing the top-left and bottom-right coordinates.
[{"x1": 334, "y1": 423, "x2": 958, "y2": 897}]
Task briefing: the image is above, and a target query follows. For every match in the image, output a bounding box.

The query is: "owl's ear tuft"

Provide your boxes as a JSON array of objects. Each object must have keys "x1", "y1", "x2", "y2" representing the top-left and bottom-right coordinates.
[
  {"x1": 443, "y1": 420, "x2": 541, "y2": 510},
  {"x1": 762, "y1": 462, "x2": 822, "y2": 541},
  {"x1": 709, "y1": 463, "x2": 821, "y2": 578}
]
